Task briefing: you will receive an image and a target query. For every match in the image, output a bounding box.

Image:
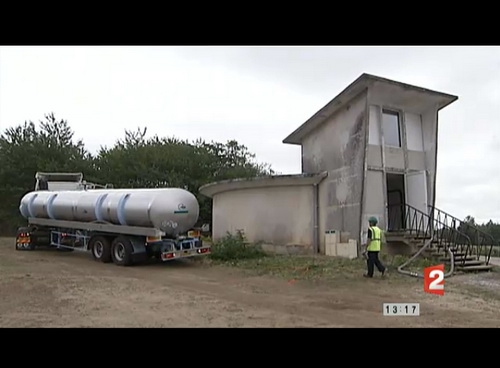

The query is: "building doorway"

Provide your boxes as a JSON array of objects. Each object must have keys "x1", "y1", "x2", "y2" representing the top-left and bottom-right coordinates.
[
  {"x1": 386, "y1": 171, "x2": 428, "y2": 231},
  {"x1": 386, "y1": 173, "x2": 405, "y2": 230}
]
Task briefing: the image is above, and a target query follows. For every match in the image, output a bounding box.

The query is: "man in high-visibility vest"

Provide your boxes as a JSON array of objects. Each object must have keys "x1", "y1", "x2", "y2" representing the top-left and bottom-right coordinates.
[{"x1": 363, "y1": 216, "x2": 387, "y2": 278}]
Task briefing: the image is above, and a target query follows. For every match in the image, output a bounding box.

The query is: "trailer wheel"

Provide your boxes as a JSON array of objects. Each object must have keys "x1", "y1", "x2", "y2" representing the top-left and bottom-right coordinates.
[
  {"x1": 90, "y1": 236, "x2": 112, "y2": 263},
  {"x1": 111, "y1": 236, "x2": 134, "y2": 266}
]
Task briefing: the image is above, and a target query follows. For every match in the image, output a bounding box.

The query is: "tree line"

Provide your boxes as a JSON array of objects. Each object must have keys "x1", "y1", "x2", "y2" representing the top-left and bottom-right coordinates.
[
  {"x1": 459, "y1": 216, "x2": 500, "y2": 245},
  {"x1": 0, "y1": 113, "x2": 274, "y2": 235}
]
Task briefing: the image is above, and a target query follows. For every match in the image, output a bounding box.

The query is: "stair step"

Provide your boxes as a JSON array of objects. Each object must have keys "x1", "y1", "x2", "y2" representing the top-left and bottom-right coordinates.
[
  {"x1": 420, "y1": 243, "x2": 459, "y2": 247},
  {"x1": 431, "y1": 252, "x2": 467, "y2": 257},
  {"x1": 387, "y1": 231, "x2": 430, "y2": 238},
  {"x1": 418, "y1": 245, "x2": 453, "y2": 250},
  {"x1": 385, "y1": 236, "x2": 406, "y2": 242},
  {"x1": 452, "y1": 260, "x2": 485, "y2": 266},
  {"x1": 456, "y1": 264, "x2": 494, "y2": 272},
  {"x1": 439, "y1": 256, "x2": 477, "y2": 262},
  {"x1": 385, "y1": 234, "x2": 429, "y2": 241},
  {"x1": 455, "y1": 257, "x2": 479, "y2": 262},
  {"x1": 432, "y1": 249, "x2": 465, "y2": 253},
  {"x1": 386, "y1": 231, "x2": 407, "y2": 236}
]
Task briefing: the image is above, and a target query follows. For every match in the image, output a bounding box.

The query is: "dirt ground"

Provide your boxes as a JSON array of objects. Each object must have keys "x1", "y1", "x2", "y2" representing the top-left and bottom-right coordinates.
[{"x1": 1, "y1": 237, "x2": 500, "y2": 328}]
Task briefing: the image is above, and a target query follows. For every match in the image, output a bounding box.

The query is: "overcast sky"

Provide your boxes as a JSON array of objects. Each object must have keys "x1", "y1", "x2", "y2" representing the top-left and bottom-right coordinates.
[{"x1": 0, "y1": 46, "x2": 499, "y2": 223}]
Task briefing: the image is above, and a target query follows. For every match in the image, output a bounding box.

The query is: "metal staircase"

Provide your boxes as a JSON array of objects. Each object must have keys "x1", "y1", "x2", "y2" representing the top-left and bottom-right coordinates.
[
  {"x1": 386, "y1": 204, "x2": 496, "y2": 275},
  {"x1": 428, "y1": 206, "x2": 498, "y2": 271}
]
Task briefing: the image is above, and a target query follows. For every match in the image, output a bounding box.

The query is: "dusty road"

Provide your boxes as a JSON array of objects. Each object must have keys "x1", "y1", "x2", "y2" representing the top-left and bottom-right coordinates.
[{"x1": 1, "y1": 237, "x2": 500, "y2": 327}]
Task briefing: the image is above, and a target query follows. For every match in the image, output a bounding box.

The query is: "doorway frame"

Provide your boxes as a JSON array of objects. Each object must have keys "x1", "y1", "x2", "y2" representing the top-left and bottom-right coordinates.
[{"x1": 385, "y1": 171, "x2": 407, "y2": 231}]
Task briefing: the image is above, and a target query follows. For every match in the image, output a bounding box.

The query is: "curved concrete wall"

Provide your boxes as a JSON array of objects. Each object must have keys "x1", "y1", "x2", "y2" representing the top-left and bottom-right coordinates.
[{"x1": 212, "y1": 185, "x2": 314, "y2": 252}]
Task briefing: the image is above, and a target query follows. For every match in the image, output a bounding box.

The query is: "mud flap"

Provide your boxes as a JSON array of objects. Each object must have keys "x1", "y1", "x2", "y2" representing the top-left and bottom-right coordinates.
[{"x1": 128, "y1": 236, "x2": 149, "y2": 263}]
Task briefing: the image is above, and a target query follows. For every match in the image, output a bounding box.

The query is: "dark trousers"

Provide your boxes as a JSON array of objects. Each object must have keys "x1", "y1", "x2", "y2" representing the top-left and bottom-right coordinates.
[{"x1": 366, "y1": 251, "x2": 385, "y2": 277}]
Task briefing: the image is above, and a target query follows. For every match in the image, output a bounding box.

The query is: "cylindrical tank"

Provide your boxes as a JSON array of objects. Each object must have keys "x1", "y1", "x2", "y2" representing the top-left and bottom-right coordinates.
[{"x1": 19, "y1": 188, "x2": 199, "y2": 236}]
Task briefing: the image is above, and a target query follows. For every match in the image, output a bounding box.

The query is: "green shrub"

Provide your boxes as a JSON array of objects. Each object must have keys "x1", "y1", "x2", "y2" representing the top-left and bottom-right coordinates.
[
  {"x1": 201, "y1": 235, "x2": 212, "y2": 243},
  {"x1": 209, "y1": 230, "x2": 266, "y2": 262}
]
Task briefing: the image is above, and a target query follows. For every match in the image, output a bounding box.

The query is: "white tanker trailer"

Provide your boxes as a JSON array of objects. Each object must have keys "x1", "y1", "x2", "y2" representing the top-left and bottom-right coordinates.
[{"x1": 15, "y1": 173, "x2": 211, "y2": 266}]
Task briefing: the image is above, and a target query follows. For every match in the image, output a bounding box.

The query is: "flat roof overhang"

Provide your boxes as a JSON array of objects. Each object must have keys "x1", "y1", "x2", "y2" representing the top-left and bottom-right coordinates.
[
  {"x1": 199, "y1": 172, "x2": 328, "y2": 198},
  {"x1": 283, "y1": 73, "x2": 458, "y2": 145}
]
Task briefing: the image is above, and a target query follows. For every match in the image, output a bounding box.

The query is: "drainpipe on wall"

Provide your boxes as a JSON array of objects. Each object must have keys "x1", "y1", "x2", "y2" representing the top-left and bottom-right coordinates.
[
  {"x1": 313, "y1": 183, "x2": 319, "y2": 254},
  {"x1": 311, "y1": 172, "x2": 328, "y2": 255}
]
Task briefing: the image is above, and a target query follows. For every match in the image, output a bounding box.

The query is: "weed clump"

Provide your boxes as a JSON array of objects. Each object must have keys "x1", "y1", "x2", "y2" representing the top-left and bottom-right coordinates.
[{"x1": 209, "y1": 230, "x2": 266, "y2": 262}]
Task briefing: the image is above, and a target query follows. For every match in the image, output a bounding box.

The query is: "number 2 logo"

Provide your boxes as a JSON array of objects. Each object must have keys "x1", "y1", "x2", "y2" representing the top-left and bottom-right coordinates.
[{"x1": 424, "y1": 264, "x2": 445, "y2": 295}]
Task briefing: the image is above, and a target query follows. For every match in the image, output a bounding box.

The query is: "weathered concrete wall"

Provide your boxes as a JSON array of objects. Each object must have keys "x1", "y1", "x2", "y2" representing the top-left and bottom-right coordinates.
[
  {"x1": 368, "y1": 106, "x2": 381, "y2": 145},
  {"x1": 408, "y1": 150, "x2": 426, "y2": 171},
  {"x1": 367, "y1": 145, "x2": 382, "y2": 167},
  {"x1": 406, "y1": 112, "x2": 426, "y2": 172},
  {"x1": 368, "y1": 104, "x2": 405, "y2": 171},
  {"x1": 367, "y1": 105, "x2": 383, "y2": 169},
  {"x1": 405, "y1": 112, "x2": 424, "y2": 151},
  {"x1": 367, "y1": 81, "x2": 440, "y2": 209},
  {"x1": 368, "y1": 81, "x2": 443, "y2": 114},
  {"x1": 212, "y1": 185, "x2": 314, "y2": 250},
  {"x1": 368, "y1": 107, "x2": 427, "y2": 171},
  {"x1": 384, "y1": 146, "x2": 405, "y2": 170},
  {"x1": 302, "y1": 91, "x2": 367, "y2": 253},
  {"x1": 422, "y1": 108, "x2": 438, "y2": 207},
  {"x1": 366, "y1": 101, "x2": 433, "y2": 221},
  {"x1": 361, "y1": 170, "x2": 385, "y2": 244}
]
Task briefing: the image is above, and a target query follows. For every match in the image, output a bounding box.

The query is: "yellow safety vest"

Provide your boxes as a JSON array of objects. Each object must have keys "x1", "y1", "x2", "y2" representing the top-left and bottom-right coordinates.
[{"x1": 367, "y1": 226, "x2": 382, "y2": 251}]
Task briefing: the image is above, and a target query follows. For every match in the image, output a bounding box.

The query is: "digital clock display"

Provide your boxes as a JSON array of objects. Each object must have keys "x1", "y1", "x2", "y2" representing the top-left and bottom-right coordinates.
[{"x1": 383, "y1": 303, "x2": 420, "y2": 316}]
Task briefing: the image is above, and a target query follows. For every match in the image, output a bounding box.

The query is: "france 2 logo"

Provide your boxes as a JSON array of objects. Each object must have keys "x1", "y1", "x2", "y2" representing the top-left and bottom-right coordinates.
[{"x1": 424, "y1": 264, "x2": 445, "y2": 295}]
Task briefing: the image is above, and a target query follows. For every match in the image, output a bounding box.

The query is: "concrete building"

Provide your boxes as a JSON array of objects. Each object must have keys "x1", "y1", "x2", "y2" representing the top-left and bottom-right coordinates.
[{"x1": 200, "y1": 73, "x2": 458, "y2": 255}]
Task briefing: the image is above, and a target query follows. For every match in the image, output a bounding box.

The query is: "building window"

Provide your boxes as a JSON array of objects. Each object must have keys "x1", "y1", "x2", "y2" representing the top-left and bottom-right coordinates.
[{"x1": 382, "y1": 109, "x2": 401, "y2": 147}]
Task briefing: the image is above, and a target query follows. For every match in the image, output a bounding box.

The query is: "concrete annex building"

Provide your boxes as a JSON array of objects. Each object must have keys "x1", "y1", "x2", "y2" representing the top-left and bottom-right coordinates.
[{"x1": 200, "y1": 73, "x2": 458, "y2": 255}]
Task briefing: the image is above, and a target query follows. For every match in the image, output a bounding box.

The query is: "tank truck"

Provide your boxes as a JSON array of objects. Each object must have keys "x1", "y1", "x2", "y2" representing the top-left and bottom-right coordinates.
[{"x1": 15, "y1": 172, "x2": 211, "y2": 266}]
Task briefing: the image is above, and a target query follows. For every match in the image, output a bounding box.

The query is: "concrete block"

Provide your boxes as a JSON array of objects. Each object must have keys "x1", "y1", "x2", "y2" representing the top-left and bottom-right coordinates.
[
  {"x1": 335, "y1": 243, "x2": 347, "y2": 258},
  {"x1": 326, "y1": 242, "x2": 337, "y2": 256},
  {"x1": 325, "y1": 230, "x2": 340, "y2": 250},
  {"x1": 340, "y1": 231, "x2": 351, "y2": 243},
  {"x1": 336, "y1": 240, "x2": 358, "y2": 259},
  {"x1": 324, "y1": 232, "x2": 331, "y2": 246},
  {"x1": 324, "y1": 232, "x2": 330, "y2": 256},
  {"x1": 349, "y1": 239, "x2": 358, "y2": 258},
  {"x1": 325, "y1": 230, "x2": 340, "y2": 244}
]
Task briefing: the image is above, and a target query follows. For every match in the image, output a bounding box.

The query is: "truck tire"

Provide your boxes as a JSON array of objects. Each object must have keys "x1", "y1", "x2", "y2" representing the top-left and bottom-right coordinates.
[
  {"x1": 90, "y1": 236, "x2": 112, "y2": 263},
  {"x1": 111, "y1": 236, "x2": 134, "y2": 266},
  {"x1": 31, "y1": 228, "x2": 50, "y2": 247}
]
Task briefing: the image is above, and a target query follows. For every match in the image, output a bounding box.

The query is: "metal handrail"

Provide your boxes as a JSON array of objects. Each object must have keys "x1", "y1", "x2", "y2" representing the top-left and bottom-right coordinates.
[
  {"x1": 428, "y1": 205, "x2": 498, "y2": 265},
  {"x1": 387, "y1": 203, "x2": 472, "y2": 269}
]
